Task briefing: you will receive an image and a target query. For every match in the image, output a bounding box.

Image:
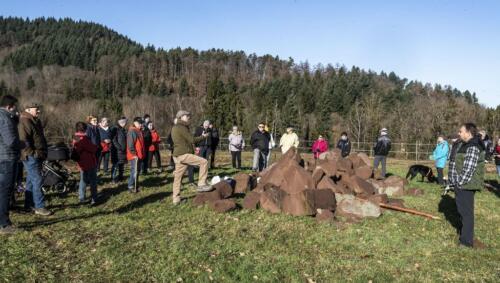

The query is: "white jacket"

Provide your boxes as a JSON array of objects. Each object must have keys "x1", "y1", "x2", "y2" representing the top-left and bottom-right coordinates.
[{"x1": 279, "y1": 132, "x2": 299, "y2": 154}]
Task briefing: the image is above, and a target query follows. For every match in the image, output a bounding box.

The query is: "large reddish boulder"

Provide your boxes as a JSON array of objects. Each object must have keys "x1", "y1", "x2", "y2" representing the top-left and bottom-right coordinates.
[
  {"x1": 350, "y1": 176, "x2": 376, "y2": 196},
  {"x1": 354, "y1": 166, "x2": 373, "y2": 180},
  {"x1": 192, "y1": 190, "x2": 222, "y2": 206},
  {"x1": 316, "y1": 209, "x2": 335, "y2": 223},
  {"x1": 309, "y1": 189, "x2": 336, "y2": 211},
  {"x1": 357, "y1": 153, "x2": 371, "y2": 167},
  {"x1": 209, "y1": 199, "x2": 237, "y2": 213},
  {"x1": 260, "y1": 187, "x2": 287, "y2": 214},
  {"x1": 242, "y1": 191, "x2": 261, "y2": 210},
  {"x1": 382, "y1": 176, "x2": 407, "y2": 197},
  {"x1": 213, "y1": 181, "x2": 234, "y2": 199},
  {"x1": 368, "y1": 193, "x2": 389, "y2": 205},
  {"x1": 312, "y1": 167, "x2": 325, "y2": 186},
  {"x1": 348, "y1": 153, "x2": 362, "y2": 169},
  {"x1": 279, "y1": 163, "x2": 315, "y2": 194},
  {"x1": 317, "y1": 160, "x2": 337, "y2": 177},
  {"x1": 337, "y1": 159, "x2": 354, "y2": 175},
  {"x1": 336, "y1": 197, "x2": 382, "y2": 218},
  {"x1": 233, "y1": 173, "x2": 252, "y2": 194},
  {"x1": 281, "y1": 191, "x2": 316, "y2": 216}
]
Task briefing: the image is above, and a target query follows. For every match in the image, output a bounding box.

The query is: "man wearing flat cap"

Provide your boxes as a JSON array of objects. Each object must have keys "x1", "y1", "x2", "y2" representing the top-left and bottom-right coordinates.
[
  {"x1": 170, "y1": 110, "x2": 212, "y2": 204},
  {"x1": 18, "y1": 103, "x2": 51, "y2": 216}
]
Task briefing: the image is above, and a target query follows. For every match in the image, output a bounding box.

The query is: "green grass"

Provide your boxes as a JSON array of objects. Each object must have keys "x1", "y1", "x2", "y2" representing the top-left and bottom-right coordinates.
[{"x1": 1, "y1": 156, "x2": 499, "y2": 282}]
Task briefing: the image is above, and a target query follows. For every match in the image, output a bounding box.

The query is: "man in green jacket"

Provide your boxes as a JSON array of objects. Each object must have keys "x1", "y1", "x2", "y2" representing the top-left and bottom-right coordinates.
[
  {"x1": 171, "y1": 110, "x2": 212, "y2": 204},
  {"x1": 448, "y1": 123, "x2": 485, "y2": 248}
]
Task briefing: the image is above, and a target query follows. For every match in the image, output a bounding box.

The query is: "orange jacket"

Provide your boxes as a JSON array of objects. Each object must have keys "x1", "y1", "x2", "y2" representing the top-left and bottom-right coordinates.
[
  {"x1": 126, "y1": 126, "x2": 145, "y2": 160},
  {"x1": 149, "y1": 129, "x2": 161, "y2": 152}
]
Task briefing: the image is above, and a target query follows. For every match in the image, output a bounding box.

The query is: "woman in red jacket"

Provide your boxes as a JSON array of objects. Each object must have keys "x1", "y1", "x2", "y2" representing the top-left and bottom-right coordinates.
[
  {"x1": 147, "y1": 121, "x2": 162, "y2": 172},
  {"x1": 311, "y1": 134, "x2": 329, "y2": 159},
  {"x1": 73, "y1": 122, "x2": 98, "y2": 205}
]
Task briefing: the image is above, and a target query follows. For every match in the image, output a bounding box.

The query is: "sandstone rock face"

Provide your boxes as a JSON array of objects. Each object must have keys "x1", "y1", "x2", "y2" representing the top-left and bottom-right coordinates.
[
  {"x1": 336, "y1": 197, "x2": 382, "y2": 218},
  {"x1": 210, "y1": 199, "x2": 237, "y2": 213}
]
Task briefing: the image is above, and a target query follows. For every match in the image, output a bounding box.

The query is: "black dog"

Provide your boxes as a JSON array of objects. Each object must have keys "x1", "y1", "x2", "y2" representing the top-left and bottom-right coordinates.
[{"x1": 405, "y1": 165, "x2": 436, "y2": 183}]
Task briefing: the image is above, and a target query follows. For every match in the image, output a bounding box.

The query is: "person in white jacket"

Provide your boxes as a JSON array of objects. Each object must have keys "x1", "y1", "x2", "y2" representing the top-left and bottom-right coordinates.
[
  {"x1": 228, "y1": 126, "x2": 245, "y2": 169},
  {"x1": 279, "y1": 126, "x2": 300, "y2": 154}
]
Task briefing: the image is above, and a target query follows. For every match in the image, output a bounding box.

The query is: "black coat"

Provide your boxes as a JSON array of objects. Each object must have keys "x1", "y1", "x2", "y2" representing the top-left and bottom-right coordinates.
[
  {"x1": 142, "y1": 127, "x2": 152, "y2": 149},
  {"x1": 210, "y1": 127, "x2": 219, "y2": 150},
  {"x1": 250, "y1": 130, "x2": 271, "y2": 154},
  {"x1": 336, "y1": 139, "x2": 351, "y2": 157},
  {"x1": 111, "y1": 125, "x2": 127, "y2": 164},
  {"x1": 194, "y1": 126, "x2": 212, "y2": 147},
  {"x1": 373, "y1": 135, "x2": 391, "y2": 156}
]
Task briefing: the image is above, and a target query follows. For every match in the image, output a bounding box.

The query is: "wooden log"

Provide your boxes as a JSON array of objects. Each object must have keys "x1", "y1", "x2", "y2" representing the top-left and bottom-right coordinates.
[{"x1": 380, "y1": 203, "x2": 440, "y2": 220}]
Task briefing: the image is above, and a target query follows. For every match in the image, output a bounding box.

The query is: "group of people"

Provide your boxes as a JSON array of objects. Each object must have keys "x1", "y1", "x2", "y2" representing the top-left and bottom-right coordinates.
[{"x1": 0, "y1": 94, "x2": 496, "y2": 249}]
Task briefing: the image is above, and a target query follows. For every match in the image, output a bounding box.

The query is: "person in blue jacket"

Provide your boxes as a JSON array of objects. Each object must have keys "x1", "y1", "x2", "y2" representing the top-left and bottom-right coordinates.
[{"x1": 432, "y1": 135, "x2": 449, "y2": 185}]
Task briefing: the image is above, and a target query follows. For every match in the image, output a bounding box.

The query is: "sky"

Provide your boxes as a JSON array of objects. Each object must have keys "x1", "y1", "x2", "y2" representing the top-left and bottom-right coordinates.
[{"x1": 2, "y1": 0, "x2": 500, "y2": 107}]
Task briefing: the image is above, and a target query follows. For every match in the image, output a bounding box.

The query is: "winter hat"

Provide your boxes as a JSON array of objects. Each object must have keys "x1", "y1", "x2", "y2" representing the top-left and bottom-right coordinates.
[
  {"x1": 380, "y1": 128, "x2": 388, "y2": 135},
  {"x1": 175, "y1": 110, "x2": 190, "y2": 119}
]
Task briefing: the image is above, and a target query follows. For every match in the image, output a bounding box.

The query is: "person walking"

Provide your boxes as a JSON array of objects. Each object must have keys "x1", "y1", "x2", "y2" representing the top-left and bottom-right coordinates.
[
  {"x1": 110, "y1": 117, "x2": 127, "y2": 183},
  {"x1": 228, "y1": 126, "x2": 245, "y2": 169},
  {"x1": 147, "y1": 121, "x2": 162, "y2": 172},
  {"x1": 373, "y1": 128, "x2": 391, "y2": 179},
  {"x1": 250, "y1": 123, "x2": 271, "y2": 172},
  {"x1": 279, "y1": 125, "x2": 300, "y2": 154},
  {"x1": 312, "y1": 134, "x2": 329, "y2": 159},
  {"x1": 171, "y1": 110, "x2": 212, "y2": 205},
  {"x1": 18, "y1": 103, "x2": 51, "y2": 216},
  {"x1": 73, "y1": 122, "x2": 98, "y2": 205},
  {"x1": 0, "y1": 95, "x2": 24, "y2": 234},
  {"x1": 432, "y1": 135, "x2": 449, "y2": 185},
  {"x1": 336, "y1": 132, "x2": 351, "y2": 158},
  {"x1": 98, "y1": 117, "x2": 111, "y2": 174},
  {"x1": 127, "y1": 117, "x2": 145, "y2": 193},
  {"x1": 448, "y1": 123, "x2": 485, "y2": 248}
]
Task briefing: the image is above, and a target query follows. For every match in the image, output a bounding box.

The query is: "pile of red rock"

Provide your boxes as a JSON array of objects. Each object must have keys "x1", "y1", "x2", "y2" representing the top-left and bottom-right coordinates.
[{"x1": 192, "y1": 148, "x2": 421, "y2": 222}]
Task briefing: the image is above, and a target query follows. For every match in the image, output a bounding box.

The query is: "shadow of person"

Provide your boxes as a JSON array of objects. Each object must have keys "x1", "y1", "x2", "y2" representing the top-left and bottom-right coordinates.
[
  {"x1": 484, "y1": 179, "x2": 500, "y2": 198},
  {"x1": 114, "y1": 191, "x2": 171, "y2": 214},
  {"x1": 438, "y1": 194, "x2": 461, "y2": 233}
]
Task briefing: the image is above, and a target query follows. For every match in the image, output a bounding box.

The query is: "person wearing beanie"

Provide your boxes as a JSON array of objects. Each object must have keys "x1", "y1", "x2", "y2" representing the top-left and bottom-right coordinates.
[
  {"x1": 170, "y1": 110, "x2": 212, "y2": 205},
  {"x1": 373, "y1": 127, "x2": 391, "y2": 178},
  {"x1": 140, "y1": 114, "x2": 152, "y2": 175},
  {"x1": 336, "y1": 132, "x2": 351, "y2": 158},
  {"x1": 147, "y1": 121, "x2": 162, "y2": 172},
  {"x1": 110, "y1": 117, "x2": 128, "y2": 183}
]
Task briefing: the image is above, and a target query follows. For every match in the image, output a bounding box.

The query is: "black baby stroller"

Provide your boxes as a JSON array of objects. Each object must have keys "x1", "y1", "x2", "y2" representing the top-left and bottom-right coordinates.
[{"x1": 42, "y1": 143, "x2": 77, "y2": 194}]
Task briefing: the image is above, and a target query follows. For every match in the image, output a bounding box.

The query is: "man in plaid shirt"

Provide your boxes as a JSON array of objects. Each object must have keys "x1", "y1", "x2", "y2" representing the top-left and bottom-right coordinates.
[{"x1": 447, "y1": 123, "x2": 486, "y2": 248}]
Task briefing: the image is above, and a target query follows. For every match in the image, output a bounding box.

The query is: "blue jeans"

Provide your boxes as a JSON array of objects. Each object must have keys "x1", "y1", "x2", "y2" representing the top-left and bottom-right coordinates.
[
  {"x1": 111, "y1": 163, "x2": 124, "y2": 182},
  {"x1": 23, "y1": 156, "x2": 45, "y2": 209},
  {"x1": 128, "y1": 158, "x2": 141, "y2": 190},
  {"x1": 373, "y1": 155, "x2": 387, "y2": 178},
  {"x1": 0, "y1": 160, "x2": 16, "y2": 227},
  {"x1": 79, "y1": 167, "x2": 98, "y2": 202},
  {"x1": 496, "y1": 165, "x2": 500, "y2": 176}
]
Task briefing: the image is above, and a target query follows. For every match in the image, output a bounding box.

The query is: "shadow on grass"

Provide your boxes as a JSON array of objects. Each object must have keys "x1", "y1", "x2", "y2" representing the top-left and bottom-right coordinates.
[
  {"x1": 19, "y1": 210, "x2": 111, "y2": 229},
  {"x1": 115, "y1": 191, "x2": 171, "y2": 214},
  {"x1": 484, "y1": 180, "x2": 500, "y2": 198},
  {"x1": 438, "y1": 194, "x2": 460, "y2": 233}
]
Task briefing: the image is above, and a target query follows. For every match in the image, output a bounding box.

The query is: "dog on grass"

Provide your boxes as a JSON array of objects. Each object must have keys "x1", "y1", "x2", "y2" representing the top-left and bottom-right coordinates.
[{"x1": 405, "y1": 164, "x2": 436, "y2": 183}]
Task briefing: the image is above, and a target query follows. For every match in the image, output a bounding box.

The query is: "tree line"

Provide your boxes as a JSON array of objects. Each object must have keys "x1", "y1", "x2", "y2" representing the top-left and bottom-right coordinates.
[{"x1": 0, "y1": 16, "x2": 498, "y2": 145}]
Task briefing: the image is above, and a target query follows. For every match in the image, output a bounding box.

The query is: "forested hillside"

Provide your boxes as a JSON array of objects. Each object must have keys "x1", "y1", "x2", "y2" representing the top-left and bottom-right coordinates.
[{"x1": 1, "y1": 17, "x2": 499, "y2": 142}]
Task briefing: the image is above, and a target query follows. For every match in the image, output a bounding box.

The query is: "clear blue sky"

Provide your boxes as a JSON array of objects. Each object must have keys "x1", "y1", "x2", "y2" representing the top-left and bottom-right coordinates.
[{"x1": 3, "y1": 0, "x2": 499, "y2": 107}]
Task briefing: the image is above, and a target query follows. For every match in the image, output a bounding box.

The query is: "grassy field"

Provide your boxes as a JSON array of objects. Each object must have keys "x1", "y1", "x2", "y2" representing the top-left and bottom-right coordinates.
[{"x1": 1, "y1": 152, "x2": 499, "y2": 282}]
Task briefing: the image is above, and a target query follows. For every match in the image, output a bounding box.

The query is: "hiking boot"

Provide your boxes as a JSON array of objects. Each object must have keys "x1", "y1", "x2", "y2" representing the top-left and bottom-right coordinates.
[
  {"x1": 196, "y1": 184, "x2": 213, "y2": 192},
  {"x1": 34, "y1": 208, "x2": 52, "y2": 216},
  {"x1": 90, "y1": 198, "x2": 97, "y2": 206},
  {"x1": 0, "y1": 225, "x2": 20, "y2": 235}
]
